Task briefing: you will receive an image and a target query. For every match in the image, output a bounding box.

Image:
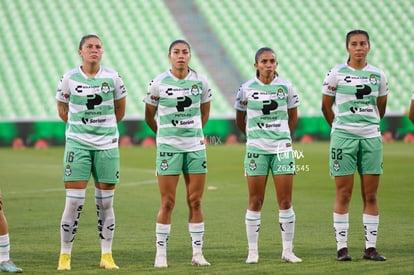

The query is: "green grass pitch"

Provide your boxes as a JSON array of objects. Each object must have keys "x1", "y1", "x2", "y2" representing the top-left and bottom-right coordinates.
[{"x1": 0, "y1": 142, "x2": 413, "y2": 274}]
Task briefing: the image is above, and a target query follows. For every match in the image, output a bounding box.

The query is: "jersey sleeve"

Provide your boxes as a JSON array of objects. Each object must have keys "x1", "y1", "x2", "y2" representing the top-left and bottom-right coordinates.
[
  {"x1": 378, "y1": 70, "x2": 389, "y2": 97},
  {"x1": 114, "y1": 73, "x2": 127, "y2": 100},
  {"x1": 200, "y1": 76, "x2": 212, "y2": 104},
  {"x1": 321, "y1": 68, "x2": 338, "y2": 97},
  {"x1": 287, "y1": 83, "x2": 300, "y2": 109},
  {"x1": 56, "y1": 74, "x2": 70, "y2": 103},
  {"x1": 234, "y1": 85, "x2": 247, "y2": 111},
  {"x1": 143, "y1": 79, "x2": 160, "y2": 106}
]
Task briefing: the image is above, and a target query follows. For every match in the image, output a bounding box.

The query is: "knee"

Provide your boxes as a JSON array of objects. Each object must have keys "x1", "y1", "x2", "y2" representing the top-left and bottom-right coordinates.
[
  {"x1": 337, "y1": 189, "x2": 352, "y2": 204},
  {"x1": 249, "y1": 196, "x2": 264, "y2": 211},
  {"x1": 160, "y1": 197, "x2": 175, "y2": 212},
  {"x1": 187, "y1": 194, "x2": 202, "y2": 211}
]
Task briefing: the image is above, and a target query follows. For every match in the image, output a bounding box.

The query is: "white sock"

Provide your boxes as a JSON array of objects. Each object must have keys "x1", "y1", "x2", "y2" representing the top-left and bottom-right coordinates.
[
  {"x1": 334, "y1": 212, "x2": 349, "y2": 251},
  {"x1": 279, "y1": 207, "x2": 295, "y2": 250},
  {"x1": 60, "y1": 189, "x2": 86, "y2": 254},
  {"x1": 155, "y1": 223, "x2": 171, "y2": 257},
  {"x1": 95, "y1": 188, "x2": 115, "y2": 254},
  {"x1": 245, "y1": 210, "x2": 261, "y2": 251},
  {"x1": 363, "y1": 214, "x2": 379, "y2": 249},
  {"x1": 189, "y1": 222, "x2": 205, "y2": 255},
  {"x1": 0, "y1": 234, "x2": 10, "y2": 262}
]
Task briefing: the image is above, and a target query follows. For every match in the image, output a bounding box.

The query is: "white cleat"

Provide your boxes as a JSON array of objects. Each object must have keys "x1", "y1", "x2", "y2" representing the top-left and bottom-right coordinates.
[
  {"x1": 246, "y1": 250, "x2": 259, "y2": 264},
  {"x1": 154, "y1": 254, "x2": 168, "y2": 268},
  {"x1": 281, "y1": 248, "x2": 302, "y2": 263},
  {"x1": 191, "y1": 253, "x2": 211, "y2": 266}
]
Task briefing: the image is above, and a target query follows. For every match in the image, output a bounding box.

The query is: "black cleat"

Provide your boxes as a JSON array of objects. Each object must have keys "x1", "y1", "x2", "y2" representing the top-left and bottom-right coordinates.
[
  {"x1": 337, "y1": 247, "x2": 352, "y2": 261},
  {"x1": 363, "y1": 247, "x2": 386, "y2": 261}
]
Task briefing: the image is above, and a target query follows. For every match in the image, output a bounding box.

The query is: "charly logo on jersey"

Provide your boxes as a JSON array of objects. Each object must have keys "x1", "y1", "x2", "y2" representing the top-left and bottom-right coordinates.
[
  {"x1": 101, "y1": 82, "x2": 110, "y2": 93},
  {"x1": 160, "y1": 159, "x2": 168, "y2": 171},
  {"x1": 191, "y1": 84, "x2": 200, "y2": 96},
  {"x1": 75, "y1": 84, "x2": 101, "y2": 93}
]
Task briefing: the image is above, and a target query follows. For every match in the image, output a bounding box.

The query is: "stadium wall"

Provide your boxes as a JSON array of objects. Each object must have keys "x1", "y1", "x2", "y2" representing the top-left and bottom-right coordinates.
[{"x1": 1, "y1": 116, "x2": 413, "y2": 148}]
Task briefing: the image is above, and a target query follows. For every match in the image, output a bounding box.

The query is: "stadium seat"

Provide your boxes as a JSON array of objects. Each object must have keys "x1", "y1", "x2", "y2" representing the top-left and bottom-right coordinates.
[
  {"x1": 1, "y1": 0, "x2": 414, "y2": 141},
  {"x1": 0, "y1": 0, "x2": 232, "y2": 121}
]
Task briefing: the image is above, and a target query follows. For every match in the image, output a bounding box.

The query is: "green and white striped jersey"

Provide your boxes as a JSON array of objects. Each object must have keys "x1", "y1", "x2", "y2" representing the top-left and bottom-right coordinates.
[
  {"x1": 144, "y1": 70, "x2": 212, "y2": 152},
  {"x1": 56, "y1": 66, "x2": 127, "y2": 150},
  {"x1": 234, "y1": 77, "x2": 300, "y2": 154},
  {"x1": 322, "y1": 63, "x2": 388, "y2": 138}
]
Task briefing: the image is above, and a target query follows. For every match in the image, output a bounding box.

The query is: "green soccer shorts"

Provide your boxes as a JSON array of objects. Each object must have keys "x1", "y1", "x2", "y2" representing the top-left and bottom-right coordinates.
[
  {"x1": 329, "y1": 135, "x2": 383, "y2": 176},
  {"x1": 63, "y1": 144, "x2": 120, "y2": 184},
  {"x1": 156, "y1": 150, "x2": 207, "y2": 175}
]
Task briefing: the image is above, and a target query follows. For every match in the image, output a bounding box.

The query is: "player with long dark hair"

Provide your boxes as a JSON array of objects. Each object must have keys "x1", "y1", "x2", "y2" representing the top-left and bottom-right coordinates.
[
  {"x1": 321, "y1": 29, "x2": 388, "y2": 261},
  {"x1": 56, "y1": 34, "x2": 127, "y2": 270},
  {"x1": 235, "y1": 47, "x2": 302, "y2": 264},
  {"x1": 144, "y1": 40, "x2": 212, "y2": 268}
]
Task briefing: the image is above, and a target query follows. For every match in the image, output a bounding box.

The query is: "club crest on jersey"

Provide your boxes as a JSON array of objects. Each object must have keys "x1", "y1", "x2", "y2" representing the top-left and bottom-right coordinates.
[
  {"x1": 160, "y1": 159, "x2": 168, "y2": 171},
  {"x1": 101, "y1": 82, "x2": 110, "y2": 93},
  {"x1": 65, "y1": 165, "x2": 72, "y2": 176},
  {"x1": 249, "y1": 159, "x2": 257, "y2": 171},
  {"x1": 277, "y1": 88, "x2": 285, "y2": 99},
  {"x1": 191, "y1": 84, "x2": 200, "y2": 96},
  {"x1": 333, "y1": 160, "x2": 340, "y2": 171},
  {"x1": 369, "y1": 74, "x2": 377, "y2": 85}
]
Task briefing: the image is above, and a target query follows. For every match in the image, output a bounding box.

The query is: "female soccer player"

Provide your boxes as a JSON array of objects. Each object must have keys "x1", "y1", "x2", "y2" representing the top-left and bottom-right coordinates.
[
  {"x1": 56, "y1": 34, "x2": 127, "y2": 270},
  {"x1": 0, "y1": 194, "x2": 22, "y2": 273},
  {"x1": 321, "y1": 30, "x2": 387, "y2": 261},
  {"x1": 234, "y1": 47, "x2": 302, "y2": 264},
  {"x1": 144, "y1": 40, "x2": 211, "y2": 268}
]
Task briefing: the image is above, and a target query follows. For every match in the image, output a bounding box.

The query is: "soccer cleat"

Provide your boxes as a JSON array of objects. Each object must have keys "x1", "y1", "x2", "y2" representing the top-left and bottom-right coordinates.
[
  {"x1": 281, "y1": 248, "x2": 302, "y2": 263},
  {"x1": 245, "y1": 249, "x2": 259, "y2": 264},
  {"x1": 0, "y1": 260, "x2": 23, "y2": 273},
  {"x1": 57, "y1": 253, "x2": 71, "y2": 271},
  {"x1": 337, "y1": 247, "x2": 352, "y2": 261},
  {"x1": 100, "y1": 253, "x2": 119, "y2": 269},
  {"x1": 154, "y1": 254, "x2": 168, "y2": 268},
  {"x1": 191, "y1": 253, "x2": 211, "y2": 266},
  {"x1": 363, "y1": 247, "x2": 386, "y2": 261}
]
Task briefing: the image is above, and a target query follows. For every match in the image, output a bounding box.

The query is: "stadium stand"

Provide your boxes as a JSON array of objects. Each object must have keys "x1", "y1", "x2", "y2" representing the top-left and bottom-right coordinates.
[
  {"x1": 194, "y1": 0, "x2": 414, "y2": 137},
  {"x1": 0, "y1": 0, "x2": 232, "y2": 120},
  {"x1": 0, "y1": 0, "x2": 413, "y2": 145},
  {"x1": 0, "y1": 0, "x2": 234, "y2": 144},
  {"x1": 194, "y1": 0, "x2": 414, "y2": 114}
]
